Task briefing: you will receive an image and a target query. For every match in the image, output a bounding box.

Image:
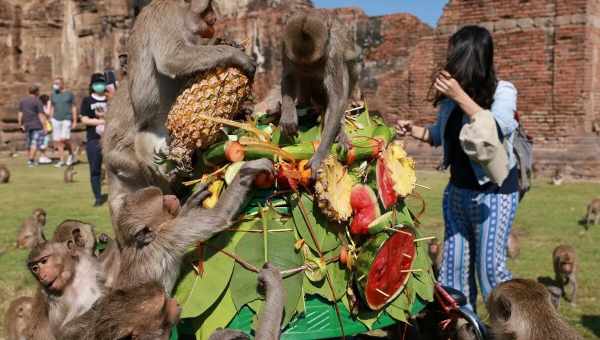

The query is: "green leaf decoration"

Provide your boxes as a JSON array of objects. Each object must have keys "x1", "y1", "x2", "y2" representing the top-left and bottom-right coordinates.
[
  {"x1": 395, "y1": 201, "x2": 415, "y2": 227},
  {"x1": 385, "y1": 302, "x2": 408, "y2": 323},
  {"x1": 303, "y1": 256, "x2": 348, "y2": 302},
  {"x1": 357, "y1": 309, "x2": 382, "y2": 330},
  {"x1": 194, "y1": 290, "x2": 239, "y2": 340},
  {"x1": 230, "y1": 207, "x2": 304, "y2": 328},
  {"x1": 291, "y1": 194, "x2": 340, "y2": 253},
  {"x1": 174, "y1": 219, "x2": 253, "y2": 318}
]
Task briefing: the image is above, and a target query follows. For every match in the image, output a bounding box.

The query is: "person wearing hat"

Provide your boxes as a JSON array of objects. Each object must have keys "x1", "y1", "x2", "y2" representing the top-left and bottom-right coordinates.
[
  {"x1": 80, "y1": 73, "x2": 109, "y2": 207},
  {"x1": 397, "y1": 26, "x2": 520, "y2": 312}
]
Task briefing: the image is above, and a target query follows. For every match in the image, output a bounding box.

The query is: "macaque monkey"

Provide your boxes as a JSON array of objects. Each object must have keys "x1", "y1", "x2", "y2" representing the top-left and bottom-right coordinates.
[
  {"x1": 127, "y1": 0, "x2": 256, "y2": 176},
  {"x1": 59, "y1": 281, "x2": 179, "y2": 340},
  {"x1": 27, "y1": 241, "x2": 106, "y2": 337},
  {"x1": 428, "y1": 239, "x2": 443, "y2": 277},
  {"x1": 16, "y1": 208, "x2": 47, "y2": 249},
  {"x1": 592, "y1": 119, "x2": 600, "y2": 135},
  {"x1": 0, "y1": 164, "x2": 10, "y2": 183},
  {"x1": 113, "y1": 159, "x2": 273, "y2": 292},
  {"x1": 551, "y1": 168, "x2": 564, "y2": 186},
  {"x1": 584, "y1": 197, "x2": 600, "y2": 229},
  {"x1": 4, "y1": 296, "x2": 34, "y2": 340},
  {"x1": 52, "y1": 220, "x2": 96, "y2": 255},
  {"x1": 507, "y1": 230, "x2": 520, "y2": 259},
  {"x1": 487, "y1": 279, "x2": 581, "y2": 340},
  {"x1": 63, "y1": 165, "x2": 76, "y2": 183},
  {"x1": 553, "y1": 245, "x2": 577, "y2": 305},
  {"x1": 280, "y1": 11, "x2": 362, "y2": 175}
]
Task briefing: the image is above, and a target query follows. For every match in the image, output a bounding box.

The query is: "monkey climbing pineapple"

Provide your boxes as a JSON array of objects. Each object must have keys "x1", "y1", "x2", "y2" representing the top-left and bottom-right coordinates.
[
  {"x1": 166, "y1": 67, "x2": 251, "y2": 172},
  {"x1": 314, "y1": 155, "x2": 354, "y2": 222}
]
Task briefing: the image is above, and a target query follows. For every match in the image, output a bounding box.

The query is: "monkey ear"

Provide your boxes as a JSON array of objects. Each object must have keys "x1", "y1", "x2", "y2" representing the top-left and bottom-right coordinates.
[{"x1": 497, "y1": 295, "x2": 512, "y2": 321}]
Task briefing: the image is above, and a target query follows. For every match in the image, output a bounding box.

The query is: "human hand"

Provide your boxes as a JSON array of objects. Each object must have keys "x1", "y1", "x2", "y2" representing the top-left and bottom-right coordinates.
[
  {"x1": 434, "y1": 71, "x2": 466, "y2": 102},
  {"x1": 395, "y1": 120, "x2": 413, "y2": 136}
]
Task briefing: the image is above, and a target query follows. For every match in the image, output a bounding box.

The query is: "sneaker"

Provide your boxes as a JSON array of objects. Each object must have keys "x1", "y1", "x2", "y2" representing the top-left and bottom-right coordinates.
[
  {"x1": 54, "y1": 161, "x2": 65, "y2": 168},
  {"x1": 38, "y1": 156, "x2": 52, "y2": 164},
  {"x1": 66, "y1": 154, "x2": 74, "y2": 166},
  {"x1": 27, "y1": 160, "x2": 35, "y2": 167}
]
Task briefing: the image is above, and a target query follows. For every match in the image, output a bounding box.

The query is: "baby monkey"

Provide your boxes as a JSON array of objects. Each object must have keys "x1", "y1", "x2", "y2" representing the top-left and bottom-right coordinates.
[
  {"x1": 64, "y1": 164, "x2": 76, "y2": 183},
  {"x1": 553, "y1": 245, "x2": 577, "y2": 305},
  {"x1": 0, "y1": 164, "x2": 9, "y2": 183},
  {"x1": 4, "y1": 296, "x2": 34, "y2": 340},
  {"x1": 280, "y1": 11, "x2": 362, "y2": 176},
  {"x1": 584, "y1": 197, "x2": 600, "y2": 229}
]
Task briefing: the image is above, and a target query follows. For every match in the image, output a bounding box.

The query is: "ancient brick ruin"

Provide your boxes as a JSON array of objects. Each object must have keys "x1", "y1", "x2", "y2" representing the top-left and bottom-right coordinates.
[{"x1": 1, "y1": 0, "x2": 598, "y2": 177}]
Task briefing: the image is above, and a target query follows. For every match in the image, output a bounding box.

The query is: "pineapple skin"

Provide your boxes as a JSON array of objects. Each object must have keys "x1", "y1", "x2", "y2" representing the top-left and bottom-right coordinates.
[{"x1": 166, "y1": 67, "x2": 251, "y2": 172}]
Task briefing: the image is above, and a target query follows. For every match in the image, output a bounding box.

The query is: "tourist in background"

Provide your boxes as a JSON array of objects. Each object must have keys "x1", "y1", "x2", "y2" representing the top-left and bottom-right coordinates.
[
  {"x1": 397, "y1": 26, "x2": 520, "y2": 313},
  {"x1": 17, "y1": 85, "x2": 48, "y2": 167},
  {"x1": 49, "y1": 77, "x2": 77, "y2": 167},
  {"x1": 37, "y1": 94, "x2": 53, "y2": 164},
  {"x1": 80, "y1": 73, "x2": 108, "y2": 207}
]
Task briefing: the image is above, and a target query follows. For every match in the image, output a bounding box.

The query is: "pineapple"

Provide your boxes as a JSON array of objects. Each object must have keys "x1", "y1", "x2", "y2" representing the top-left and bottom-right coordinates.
[
  {"x1": 314, "y1": 156, "x2": 354, "y2": 222},
  {"x1": 383, "y1": 141, "x2": 417, "y2": 197},
  {"x1": 166, "y1": 67, "x2": 251, "y2": 172}
]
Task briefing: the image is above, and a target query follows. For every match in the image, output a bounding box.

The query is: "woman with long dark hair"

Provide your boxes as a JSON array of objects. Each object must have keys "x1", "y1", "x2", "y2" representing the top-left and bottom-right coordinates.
[{"x1": 398, "y1": 26, "x2": 519, "y2": 312}]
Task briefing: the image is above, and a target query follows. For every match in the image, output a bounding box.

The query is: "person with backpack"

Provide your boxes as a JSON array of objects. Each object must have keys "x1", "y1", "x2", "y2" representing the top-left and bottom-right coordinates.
[{"x1": 396, "y1": 26, "x2": 520, "y2": 313}]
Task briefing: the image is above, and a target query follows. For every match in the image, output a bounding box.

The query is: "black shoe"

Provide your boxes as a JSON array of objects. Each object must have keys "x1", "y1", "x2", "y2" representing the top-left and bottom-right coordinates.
[{"x1": 93, "y1": 195, "x2": 108, "y2": 207}]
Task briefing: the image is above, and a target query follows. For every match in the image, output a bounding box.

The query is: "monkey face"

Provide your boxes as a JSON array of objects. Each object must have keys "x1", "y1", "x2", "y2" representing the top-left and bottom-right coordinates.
[
  {"x1": 560, "y1": 261, "x2": 574, "y2": 274},
  {"x1": 33, "y1": 209, "x2": 47, "y2": 226},
  {"x1": 183, "y1": 0, "x2": 216, "y2": 40},
  {"x1": 28, "y1": 243, "x2": 76, "y2": 293}
]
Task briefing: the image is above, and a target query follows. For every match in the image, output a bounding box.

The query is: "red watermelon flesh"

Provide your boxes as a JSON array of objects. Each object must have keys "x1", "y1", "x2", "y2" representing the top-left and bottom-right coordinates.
[
  {"x1": 350, "y1": 185, "x2": 381, "y2": 235},
  {"x1": 376, "y1": 157, "x2": 397, "y2": 209},
  {"x1": 365, "y1": 230, "x2": 416, "y2": 310}
]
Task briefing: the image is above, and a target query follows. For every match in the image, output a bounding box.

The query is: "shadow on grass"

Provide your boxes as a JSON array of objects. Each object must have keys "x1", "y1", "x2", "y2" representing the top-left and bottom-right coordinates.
[{"x1": 581, "y1": 315, "x2": 600, "y2": 337}]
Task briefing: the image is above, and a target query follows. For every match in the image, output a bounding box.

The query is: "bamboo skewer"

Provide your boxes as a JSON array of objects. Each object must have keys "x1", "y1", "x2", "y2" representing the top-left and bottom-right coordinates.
[
  {"x1": 413, "y1": 236, "x2": 436, "y2": 243},
  {"x1": 375, "y1": 288, "x2": 390, "y2": 297}
]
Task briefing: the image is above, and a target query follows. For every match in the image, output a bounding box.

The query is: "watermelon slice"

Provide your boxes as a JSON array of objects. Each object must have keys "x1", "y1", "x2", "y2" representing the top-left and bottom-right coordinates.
[
  {"x1": 376, "y1": 157, "x2": 397, "y2": 209},
  {"x1": 356, "y1": 229, "x2": 416, "y2": 310},
  {"x1": 350, "y1": 185, "x2": 381, "y2": 235}
]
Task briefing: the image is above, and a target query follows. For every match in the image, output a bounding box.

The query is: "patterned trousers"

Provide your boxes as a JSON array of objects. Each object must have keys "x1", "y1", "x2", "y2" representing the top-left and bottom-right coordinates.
[{"x1": 439, "y1": 183, "x2": 519, "y2": 312}]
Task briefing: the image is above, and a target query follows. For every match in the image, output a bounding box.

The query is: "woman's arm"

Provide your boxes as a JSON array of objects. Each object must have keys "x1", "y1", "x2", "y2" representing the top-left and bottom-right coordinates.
[
  {"x1": 435, "y1": 72, "x2": 518, "y2": 136},
  {"x1": 434, "y1": 71, "x2": 483, "y2": 118}
]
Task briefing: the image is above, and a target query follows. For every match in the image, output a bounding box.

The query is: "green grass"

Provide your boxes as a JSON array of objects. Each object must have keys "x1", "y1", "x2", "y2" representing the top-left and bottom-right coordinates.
[{"x1": 0, "y1": 155, "x2": 599, "y2": 338}]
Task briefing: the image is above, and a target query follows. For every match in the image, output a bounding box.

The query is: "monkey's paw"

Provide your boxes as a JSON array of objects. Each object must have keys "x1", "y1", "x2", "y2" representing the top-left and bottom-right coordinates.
[
  {"x1": 239, "y1": 159, "x2": 275, "y2": 177},
  {"x1": 335, "y1": 130, "x2": 352, "y2": 153},
  {"x1": 279, "y1": 110, "x2": 299, "y2": 138},
  {"x1": 258, "y1": 262, "x2": 283, "y2": 289},
  {"x1": 182, "y1": 183, "x2": 211, "y2": 211},
  {"x1": 233, "y1": 51, "x2": 257, "y2": 78},
  {"x1": 306, "y1": 154, "x2": 325, "y2": 180}
]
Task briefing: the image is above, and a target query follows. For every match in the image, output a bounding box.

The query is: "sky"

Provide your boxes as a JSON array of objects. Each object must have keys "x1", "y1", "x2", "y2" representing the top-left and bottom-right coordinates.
[{"x1": 312, "y1": 0, "x2": 448, "y2": 27}]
